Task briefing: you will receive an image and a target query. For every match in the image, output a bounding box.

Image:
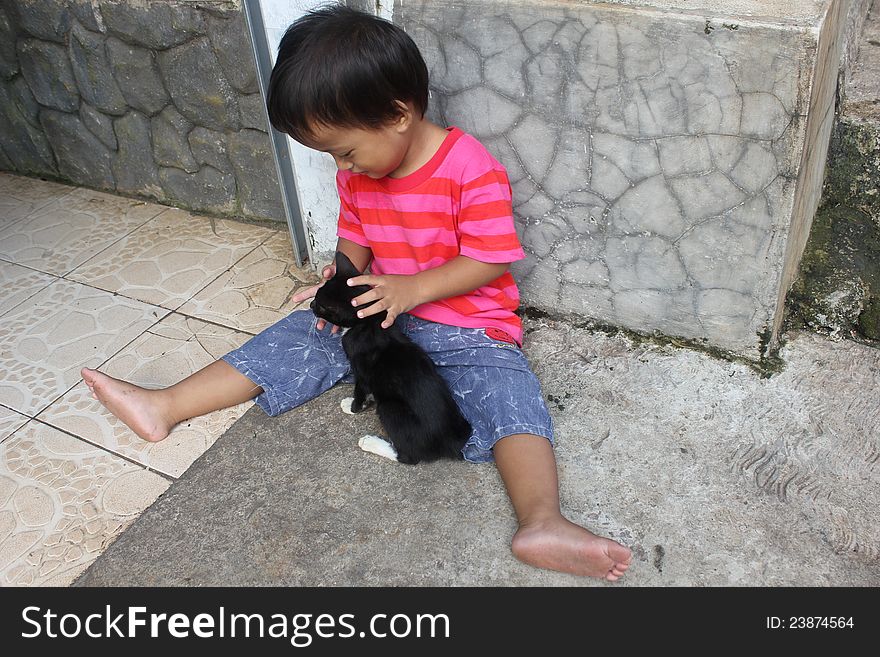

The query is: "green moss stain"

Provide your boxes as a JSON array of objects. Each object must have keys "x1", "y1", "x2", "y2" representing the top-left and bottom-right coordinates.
[
  {"x1": 206, "y1": 95, "x2": 226, "y2": 109},
  {"x1": 520, "y1": 306, "x2": 785, "y2": 378},
  {"x1": 821, "y1": 122, "x2": 880, "y2": 218},
  {"x1": 859, "y1": 297, "x2": 880, "y2": 340},
  {"x1": 786, "y1": 120, "x2": 880, "y2": 346}
]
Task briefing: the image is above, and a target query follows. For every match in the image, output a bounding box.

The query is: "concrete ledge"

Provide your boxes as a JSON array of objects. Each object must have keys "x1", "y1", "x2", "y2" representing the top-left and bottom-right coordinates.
[{"x1": 395, "y1": 0, "x2": 848, "y2": 358}]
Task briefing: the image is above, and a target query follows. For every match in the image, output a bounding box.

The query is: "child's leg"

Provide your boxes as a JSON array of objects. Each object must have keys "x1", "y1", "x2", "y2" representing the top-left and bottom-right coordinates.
[
  {"x1": 493, "y1": 433, "x2": 632, "y2": 581},
  {"x1": 402, "y1": 317, "x2": 631, "y2": 579},
  {"x1": 81, "y1": 310, "x2": 351, "y2": 443},
  {"x1": 81, "y1": 360, "x2": 262, "y2": 443}
]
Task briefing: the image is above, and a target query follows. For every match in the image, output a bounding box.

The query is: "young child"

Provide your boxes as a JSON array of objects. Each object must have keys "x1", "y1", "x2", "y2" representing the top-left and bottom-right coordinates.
[{"x1": 81, "y1": 6, "x2": 631, "y2": 581}]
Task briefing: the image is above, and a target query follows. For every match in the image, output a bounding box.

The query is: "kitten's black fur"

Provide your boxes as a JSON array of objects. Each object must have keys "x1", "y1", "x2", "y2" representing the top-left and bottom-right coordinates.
[{"x1": 311, "y1": 252, "x2": 471, "y2": 464}]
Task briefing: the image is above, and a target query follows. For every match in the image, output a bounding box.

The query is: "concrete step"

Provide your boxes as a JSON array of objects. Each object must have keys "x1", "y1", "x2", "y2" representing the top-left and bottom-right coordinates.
[
  {"x1": 787, "y1": 0, "x2": 880, "y2": 342},
  {"x1": 383, "y1": 0, "x2": 855, "y2": 361}
]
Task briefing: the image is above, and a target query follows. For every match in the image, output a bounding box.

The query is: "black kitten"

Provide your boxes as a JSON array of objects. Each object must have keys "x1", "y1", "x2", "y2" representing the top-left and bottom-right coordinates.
[{"x1": 310, "y1": 252, "x2": 471, "y2": 464}]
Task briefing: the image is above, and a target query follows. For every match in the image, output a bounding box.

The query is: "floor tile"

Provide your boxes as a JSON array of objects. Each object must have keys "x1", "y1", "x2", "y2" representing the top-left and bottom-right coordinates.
[
  {"x1": 0, "y1": 279, "x2": 166, "y2": 417},
  {"x1": 0, "y1": 407, "x2": 29, "y2": 444},
  {"x1": 0, "y1": 187, "x2": 165, "y2": 276},
  {"x1": 0, "y1": 261, "x2": 56, "y2": 317},
  {"x1": 0, "y1": 173, "x2": 77, "y2": 232},
  {"x1": 0, "y1": 420, "x2": 170, "y2": 586},
  {"x1": 39, "y1": 313, "x2": 254, "y2": 479},
  {"x1": 68, "y1": 208, "x2": 276, "y2": 310},
  {"x1": 178, "y1": 231, "x2": 317, "y2": 333}
]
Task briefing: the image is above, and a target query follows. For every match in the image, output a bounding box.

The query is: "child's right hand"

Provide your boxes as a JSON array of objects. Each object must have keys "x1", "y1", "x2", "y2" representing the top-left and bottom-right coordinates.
[{"x1": 292, "y1": 263, "x2": 338, "y2": 332}]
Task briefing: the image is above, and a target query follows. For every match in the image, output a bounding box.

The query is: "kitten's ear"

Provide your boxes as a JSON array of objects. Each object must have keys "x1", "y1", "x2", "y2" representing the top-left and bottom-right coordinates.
[{"x1": 334, "y1": 251, "x2": 360, "y2": 277}]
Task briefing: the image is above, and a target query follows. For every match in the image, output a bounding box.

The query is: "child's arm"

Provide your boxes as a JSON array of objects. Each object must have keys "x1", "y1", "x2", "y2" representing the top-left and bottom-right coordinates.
[
  {"x1": 347, "y1": 255, "x2": 508, "y2": 329},
  {"x1": 336, "y1": 237, "x2": 374, "y2": 273}
]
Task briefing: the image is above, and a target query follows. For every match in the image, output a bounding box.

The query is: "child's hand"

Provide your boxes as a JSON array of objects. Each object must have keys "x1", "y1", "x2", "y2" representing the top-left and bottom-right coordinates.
[
  {"x1": 348, "y1": 273, "x2": 422, "y2": 329},
  {"x1": 293, "y1": 263, "x2": 339, "y2": 332}
]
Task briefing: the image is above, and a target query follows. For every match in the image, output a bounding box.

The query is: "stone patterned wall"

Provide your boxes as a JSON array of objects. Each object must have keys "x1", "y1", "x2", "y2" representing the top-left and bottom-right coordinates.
[
  {"x1": 397, "y1": 0, "x2": 831, "y2": 357},
  {"x1": 0, "y1": 0, "x2": 284, "y2": 222}
]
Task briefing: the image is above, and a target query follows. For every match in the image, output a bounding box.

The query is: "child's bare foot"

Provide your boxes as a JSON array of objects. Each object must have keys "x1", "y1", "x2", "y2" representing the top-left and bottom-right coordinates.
[
  {"x1": 511, "y1": 516, "x2": 632, "y2": 581},
  {"x1": 80, "y1": 367, "x2": 176, "y2": 442}
]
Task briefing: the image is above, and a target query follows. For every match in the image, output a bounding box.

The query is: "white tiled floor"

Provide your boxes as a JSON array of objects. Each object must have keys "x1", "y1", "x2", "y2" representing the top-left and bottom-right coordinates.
[
  {"x1": 41, "y1": 313, "x2": 255, "y2": 478},
  {"x1": 0, "y1": 173, "x2": 318, "y2": 585},
  {"x1": 0, "y1": 278, "x2": 162, "y2": 417},
  {"x1": 0, "y1": 187, "x2": 166, "y2": 277},
  {"x1": 67, "y1": 207, "x2": 276, "y2": 310}
]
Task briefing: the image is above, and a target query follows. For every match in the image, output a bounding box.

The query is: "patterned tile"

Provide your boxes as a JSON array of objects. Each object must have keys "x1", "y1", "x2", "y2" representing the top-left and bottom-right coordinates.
[
  {"x1": 0, "y1": 407, "x2": 29, "y2": 444},
  {"x1": 39, "y1": 313, "x2": 254, "y2": 479},
  {"x1": 68, "y1": 209, "x2": 276, "y2": 311},
  {"x1": 0, "y1": 173, "x2": 77, "y2": 233},
  {"x1": 0, "y1": 421, "x2": 170, "y2": 586},
  {"x1": 0, "y1": 187, "x2": 165, "y2": 276},
  {"x1": 0, "y1": 261, "x2": 57, "y2": 317},
  {"x1": 178, "y1": 231, "x2": 318, "y2": 334},
  {"x1": 0, "y1": 279, "x2": 166, "y2": 417}
]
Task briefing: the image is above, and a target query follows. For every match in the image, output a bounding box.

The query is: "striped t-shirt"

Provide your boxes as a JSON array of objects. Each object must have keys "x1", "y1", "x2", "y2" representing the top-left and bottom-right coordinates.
[{"x1": 336, "y1": 126, "x2": 526, "y2": 344}]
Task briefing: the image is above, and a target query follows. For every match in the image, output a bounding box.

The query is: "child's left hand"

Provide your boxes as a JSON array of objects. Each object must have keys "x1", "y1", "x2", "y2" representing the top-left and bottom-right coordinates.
[{"x1": 347, "y1": 273, "x2": 423, "y2": 329}]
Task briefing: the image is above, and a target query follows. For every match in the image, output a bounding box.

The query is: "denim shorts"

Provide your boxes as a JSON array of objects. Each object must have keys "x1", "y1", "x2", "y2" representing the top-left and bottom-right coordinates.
[{"x1": 221, "y1": 310, "x2": 553, "y2": 463}]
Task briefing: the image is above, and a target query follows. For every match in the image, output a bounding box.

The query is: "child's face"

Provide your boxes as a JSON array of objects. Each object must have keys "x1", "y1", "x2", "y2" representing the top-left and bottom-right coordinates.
[{"x1": 301, "y1": 119, "x2": 411, "y2": 180}]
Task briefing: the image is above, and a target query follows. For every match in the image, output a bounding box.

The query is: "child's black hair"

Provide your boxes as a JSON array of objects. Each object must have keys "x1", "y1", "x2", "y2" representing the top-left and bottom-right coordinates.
[{"x1": 266, "y1": 5, "x2": 429, "y2": 143}]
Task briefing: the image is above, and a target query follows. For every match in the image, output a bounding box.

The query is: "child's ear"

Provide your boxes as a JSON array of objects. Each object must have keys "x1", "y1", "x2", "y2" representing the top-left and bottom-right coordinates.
[
  {"x1": 391, "y1": 100, "x2": 413, "y2": 132},
  {"x1": 334, "y1": 251, "x2": 360, "y2": 277}
]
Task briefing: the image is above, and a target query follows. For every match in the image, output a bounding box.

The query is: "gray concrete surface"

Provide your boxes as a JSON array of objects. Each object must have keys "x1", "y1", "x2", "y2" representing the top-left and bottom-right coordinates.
[
  {"x1": 788, "y1": 0, "x2": 880, "y2": 343},
  {"x1": 845, "y1": 0, "x2": 880, "y2": 121},
  {"x1": 391, "y1": 0, "x2": 840, "y2": 359},
  {"x1": 75, "y1": 318, "x2": 880, "y2": 587},
  {"x1": 596, "y1": 1, "x2": 831, "y2": 24}
]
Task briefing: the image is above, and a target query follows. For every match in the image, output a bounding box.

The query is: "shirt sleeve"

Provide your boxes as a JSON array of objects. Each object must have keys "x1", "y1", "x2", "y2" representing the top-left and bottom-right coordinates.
[
  {"x1": 335, "y1": 171, "x2": 369, "y2": 247},
  {"x1": 457, "y1": 167, "x2": 526, "y2": 264}
]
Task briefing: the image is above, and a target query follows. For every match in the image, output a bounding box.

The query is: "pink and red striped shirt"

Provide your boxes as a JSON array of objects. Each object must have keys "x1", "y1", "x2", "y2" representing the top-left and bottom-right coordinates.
[{"x1": 336, "y1": 127, "x2": 526, "y2": 344}]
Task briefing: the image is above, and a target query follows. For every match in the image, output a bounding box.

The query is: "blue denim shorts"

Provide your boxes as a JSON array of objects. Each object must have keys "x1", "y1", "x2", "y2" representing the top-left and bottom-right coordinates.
[{"x1": 221, "y1": 310, "x2": 553, "y2": 463}]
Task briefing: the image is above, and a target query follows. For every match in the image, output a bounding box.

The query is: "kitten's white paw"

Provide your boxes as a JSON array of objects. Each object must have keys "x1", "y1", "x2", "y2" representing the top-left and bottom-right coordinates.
[
  {"x1": 341, "y1": 397, "x2": 356, "y2": 415},
  {"x1": 358, "y1": 434, "x2": 398, "y2": 462}
]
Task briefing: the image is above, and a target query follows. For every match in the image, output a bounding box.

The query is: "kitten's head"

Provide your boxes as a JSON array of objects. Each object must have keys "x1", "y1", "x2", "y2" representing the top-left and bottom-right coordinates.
[{"x1": 310, "y1": 252, "x2": 386, "y2": 327}]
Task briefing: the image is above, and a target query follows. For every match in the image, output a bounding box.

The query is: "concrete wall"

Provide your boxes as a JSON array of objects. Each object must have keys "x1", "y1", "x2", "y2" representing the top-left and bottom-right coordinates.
[
  {"x1": 394, "y1": 0, "x2": 847, "y2": 358},
  {"x1": 771, "y1": 0, "x2": 849, "y2": 343},
  {"x1": 843, "y1": 0, "x2": 875, "y2": 77},
  {"x1": 787, "y1": 0, "x2": 880, "y2": 342},
  {"x1": 0, "y1": 0, "x2": 284, "y2": 222},
  {"x1": 0, "y1": 0, "x2": 862, "y2": 359}
]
